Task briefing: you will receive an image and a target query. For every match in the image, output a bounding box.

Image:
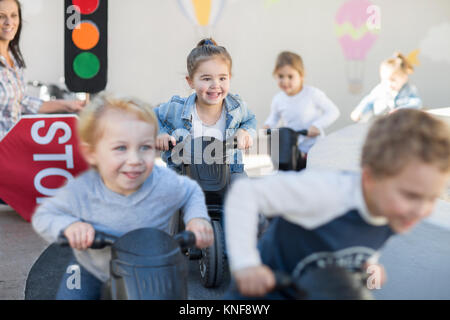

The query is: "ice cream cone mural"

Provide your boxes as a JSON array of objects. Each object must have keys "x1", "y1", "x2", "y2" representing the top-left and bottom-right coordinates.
[
  {"x1": 335, "y1": 0, "x2": 380, "y2": 94},
  {"x1": 177, "y1": 0, "x2": 226, "y2": 36}
]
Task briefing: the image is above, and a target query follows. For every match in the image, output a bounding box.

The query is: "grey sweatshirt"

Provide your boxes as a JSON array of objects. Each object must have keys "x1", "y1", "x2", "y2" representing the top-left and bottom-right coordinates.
[{"x1": 32, "y1": 165, "x2": 209, "y2": 281}]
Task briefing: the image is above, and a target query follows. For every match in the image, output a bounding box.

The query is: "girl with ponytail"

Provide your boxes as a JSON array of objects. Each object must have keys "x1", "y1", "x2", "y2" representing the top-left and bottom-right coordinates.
[{"x1": 154, "y1": 38, "x2": 256, "y2": 180}]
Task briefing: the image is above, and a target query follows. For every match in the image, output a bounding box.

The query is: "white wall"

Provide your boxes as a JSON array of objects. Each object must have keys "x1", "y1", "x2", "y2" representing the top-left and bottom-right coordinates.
[{"x1": 20, "y1": 0, "x2": 450, "y2": 133}]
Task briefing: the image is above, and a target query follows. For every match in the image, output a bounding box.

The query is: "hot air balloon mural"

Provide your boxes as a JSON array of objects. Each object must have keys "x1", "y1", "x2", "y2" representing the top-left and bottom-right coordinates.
[
  {"x1": 335, "y1": 0, "x2": 380, "y2": 94},
  {"x1": 177, "y1": 0, "x2": 227, "y2": 36}
]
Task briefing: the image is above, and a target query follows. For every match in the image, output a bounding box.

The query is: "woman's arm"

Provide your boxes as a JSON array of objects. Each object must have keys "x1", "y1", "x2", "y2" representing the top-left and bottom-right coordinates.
[{"x1": 38, "y1": 100, "x2": 85, "y2": 114}]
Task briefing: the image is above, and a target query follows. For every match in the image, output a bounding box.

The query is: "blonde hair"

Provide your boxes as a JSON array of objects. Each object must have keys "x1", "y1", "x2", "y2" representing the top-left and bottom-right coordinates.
[
  {"x1": 78, "y1": 92, "x2": 158, "y2": 147},
  {"x1": 273, "y1": 51, "x2": 305, "y2": 77},
  {"x1": 380, "y1": 52, "x2": 414, "y2": 76},
  {"x1": 362, "y1": 109, "x2": 450, "y2": 177},
  {"x1": 186, "y1": 38, "x2": 233, "y2": 78}
]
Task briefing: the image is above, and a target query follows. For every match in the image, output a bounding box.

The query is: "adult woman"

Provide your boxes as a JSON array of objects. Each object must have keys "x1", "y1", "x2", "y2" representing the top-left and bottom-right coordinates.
[{"x1": 0, "y1": 0, "x2": 84, "y2": 141}]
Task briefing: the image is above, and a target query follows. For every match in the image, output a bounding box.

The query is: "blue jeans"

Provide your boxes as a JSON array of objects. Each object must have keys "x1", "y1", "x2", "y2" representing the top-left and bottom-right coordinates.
[{"x1": 55, "y1": 258, "x2": 103, "y2": 300}]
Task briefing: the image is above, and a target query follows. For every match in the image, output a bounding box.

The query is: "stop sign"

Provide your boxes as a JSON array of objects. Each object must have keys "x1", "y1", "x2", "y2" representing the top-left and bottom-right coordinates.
[{"x1": 0, "y1": 115, "x2": 89, "y2": 221}]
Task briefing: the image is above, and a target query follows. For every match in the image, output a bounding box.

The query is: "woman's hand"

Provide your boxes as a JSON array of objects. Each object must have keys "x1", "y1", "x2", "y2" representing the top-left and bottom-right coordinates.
[
  {"x1": 156, "y1": 134, "x2": 177, "y2": 151},
  {"x1": 233, "y1": 265, "x2": 276, "y2": 297},
  {"x1": 63, "y1": 222, "x2": 95, "y2": 250},
  {"x1": 236, "y1": 129, "x2": 253, "y2": 150},
  {"x1": 61, "y1": 100, "x2": 85, "y2": 113},
  {"x1": 185, "y1": 218, "x2": 214, "y2": 248}
]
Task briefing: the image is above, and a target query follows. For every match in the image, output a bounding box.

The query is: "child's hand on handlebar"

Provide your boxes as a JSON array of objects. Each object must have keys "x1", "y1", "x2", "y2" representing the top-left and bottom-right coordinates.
[
  {"x1": 185, "y1": 218, "x2": 214, "y2": 248},
  {"x1": 63, "y1": 222, "x2": 95, "y2": 250},
  {"x1": 307, "y1": 125, "x2": 321, "y2": 138},
  {"x1": 233, "y1": 265, "x2": 276, "y2": 297},
  {"x1": 156, "y1": 134, "x2": 176, "y2": 151},
  {"x1": 236, "y1": 129, "x2": 253, "y2": 150}
]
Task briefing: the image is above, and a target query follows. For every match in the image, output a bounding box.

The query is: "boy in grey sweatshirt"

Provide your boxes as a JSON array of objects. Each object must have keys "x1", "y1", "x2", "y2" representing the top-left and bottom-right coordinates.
[{"x1": 32, "y1": 94, "x2": 213, "y2": 299}]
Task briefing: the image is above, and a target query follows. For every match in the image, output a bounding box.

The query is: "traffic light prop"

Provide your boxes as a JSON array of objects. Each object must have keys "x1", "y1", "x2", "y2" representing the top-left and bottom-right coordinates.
[{"x1": 64, "y1": 0, "x2": 108, "y2": 93}]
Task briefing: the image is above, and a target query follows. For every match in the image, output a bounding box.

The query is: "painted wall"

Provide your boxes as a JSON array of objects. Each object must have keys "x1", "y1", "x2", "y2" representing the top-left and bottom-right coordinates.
[{"x1": 19, "y1": 0, "x2": 450, "y2": 133}]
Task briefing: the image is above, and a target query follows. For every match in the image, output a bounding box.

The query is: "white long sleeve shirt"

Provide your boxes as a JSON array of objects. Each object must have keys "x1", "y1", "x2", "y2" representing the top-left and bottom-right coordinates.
[
  {"x1": 224, "y1": 170, "x2": 392, "y2": 273},
  {"x1": 264, "y1": 86, "x2": 340, "y2": 153}
]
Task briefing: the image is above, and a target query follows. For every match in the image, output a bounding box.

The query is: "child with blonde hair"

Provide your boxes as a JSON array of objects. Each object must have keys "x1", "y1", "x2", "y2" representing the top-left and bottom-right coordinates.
[
  {"x1": 225, "y1": 109, "x2": 450, "y2": 299},
  {"x1": 263, "y1": 51, "x2": 340, "y2": 169},
  {"x1": 155, "y1": 38, "x2": 256, "y2": 180},
  {"x1": 351, "y1": 52, "x2": 422, "y2": 122},
  {"x1": 32, "y1": 93, "x2": 213, "y2": 299}
]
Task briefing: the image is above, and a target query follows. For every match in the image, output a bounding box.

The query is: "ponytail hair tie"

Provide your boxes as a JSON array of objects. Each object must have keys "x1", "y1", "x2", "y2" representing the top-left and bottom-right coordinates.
[{"x1": 204, "y1": 39, "x2": 215, "y2": 46}]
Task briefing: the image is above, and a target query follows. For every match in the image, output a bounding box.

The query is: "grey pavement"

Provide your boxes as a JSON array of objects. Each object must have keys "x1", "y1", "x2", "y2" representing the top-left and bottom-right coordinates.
[{"x1": 0, "y1": 206, "x2": 48, "y2": 300}]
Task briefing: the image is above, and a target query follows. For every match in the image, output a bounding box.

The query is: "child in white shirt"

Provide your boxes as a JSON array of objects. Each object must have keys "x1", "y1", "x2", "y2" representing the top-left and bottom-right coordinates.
[{"x1": 263, "y1": 52, "x2": 340, "y2": 167}]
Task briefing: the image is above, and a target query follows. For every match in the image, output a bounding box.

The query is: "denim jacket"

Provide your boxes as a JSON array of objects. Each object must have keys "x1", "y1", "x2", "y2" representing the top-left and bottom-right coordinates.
[
  {"x1": 154, "y1": 92, "x2": 257, "y2": 173},
  {"x1": 354, "y1": 82, "x2": 422, "y2": 121}
]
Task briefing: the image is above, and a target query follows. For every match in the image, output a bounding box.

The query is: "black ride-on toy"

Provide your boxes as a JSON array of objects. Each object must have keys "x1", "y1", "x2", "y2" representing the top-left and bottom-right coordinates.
[
  {"x1": 271, "y1": 265, "x2": 374, "y2": 300},
  {"x1": 55, "y1": 228, "x2": 196, "y2": 300},
  {"x1": 266, "y1": 128, "x2": 308, "y2": 172},
  {"x1": 169, "y1": 136, "x2": 235, "y2": 288}
]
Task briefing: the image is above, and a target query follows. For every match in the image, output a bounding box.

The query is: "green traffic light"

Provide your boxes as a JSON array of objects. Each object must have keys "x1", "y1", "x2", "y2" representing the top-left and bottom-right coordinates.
[{"x1": 73, "y1": 52, "x2": 100, "y2": 79}]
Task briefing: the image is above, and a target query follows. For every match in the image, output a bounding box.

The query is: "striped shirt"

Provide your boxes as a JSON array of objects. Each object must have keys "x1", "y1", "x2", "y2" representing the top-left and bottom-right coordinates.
[{"x1": 0, "y1": 52, "x2": 43, "y2": 141}]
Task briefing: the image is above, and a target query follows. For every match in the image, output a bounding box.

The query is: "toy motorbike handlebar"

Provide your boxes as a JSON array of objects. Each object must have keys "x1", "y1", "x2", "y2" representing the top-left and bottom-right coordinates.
[
  {"x1": 173, "y1": 231, "x2": 197, "y2": 250},
  {"x1": 56, "y1": 230, "x2": 196, "y2": 250},
  {"x1": 272, "y1": 271, "x2": 307, "y2": 298},
  {"x1": 168, "y1": 136, "x2": 239, "y2": 151},
  {"x1": 266, "y1": 128, "x2": 309, "y2": 136},
  {"x1": 56, "y1": 231, "x2": 117, "y2": 249}
]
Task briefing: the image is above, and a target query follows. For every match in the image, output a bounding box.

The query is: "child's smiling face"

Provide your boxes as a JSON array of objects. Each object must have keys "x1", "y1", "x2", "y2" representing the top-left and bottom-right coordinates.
[
  {"x1": 363, "y1": 160, "x2": 450, "y2": 233},
  {"x1": 275, "y1": 65, "x2": 304, "y2": 96},
  {"x1": 187, "y1": 57, "x2": 230, "y2": 108},
  {"x1": 82, "y1": 108, "x2": 156, "y2": 196}
]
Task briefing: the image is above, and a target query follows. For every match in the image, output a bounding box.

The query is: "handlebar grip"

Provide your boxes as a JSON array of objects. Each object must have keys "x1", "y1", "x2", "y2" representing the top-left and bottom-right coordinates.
[
  {"x1": 56, "y1": 232, "x2": 116, "y2": 249},
  {"x1": 297, "y1": 129, "x2": 308, "y2": 136},
  {"x1": 174, "y1": 231, "x2": 196, "y2": 249},
  {"x1": 272, "y1": 271, "x2": 307, "y2": 298},
  {"x1": 56, "y1": 234, "x2": 70, "y2": 247},
  {"x1": 168, "y1": 140, "x2": 175, "y2": 151},
  {"x1": 273, "y1": 271, "x2": 293, "y2": 291}
]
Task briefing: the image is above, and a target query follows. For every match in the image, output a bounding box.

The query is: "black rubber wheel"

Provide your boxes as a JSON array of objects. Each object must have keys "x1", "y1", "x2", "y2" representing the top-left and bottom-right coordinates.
[
  {"x1": 292, "y1": 145, "x2": 299, "y2": 171},
  {"x1": 212, "y1": 220, "x2": 226, "y2": 288},
  {"x1": 199, "y1": 235, "x2": 216, "y2": 288},
  {"x1": 198, "y1": 220, "x2": 226, "y2": 288}
]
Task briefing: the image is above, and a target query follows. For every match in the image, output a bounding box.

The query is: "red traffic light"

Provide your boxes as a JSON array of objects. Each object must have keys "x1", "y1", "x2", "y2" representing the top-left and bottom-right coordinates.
[{"x1": 72, "y1": 0, "x2": 100, "y2": 15}]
